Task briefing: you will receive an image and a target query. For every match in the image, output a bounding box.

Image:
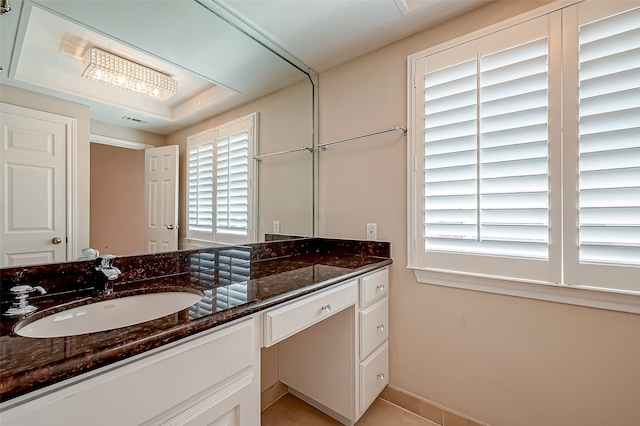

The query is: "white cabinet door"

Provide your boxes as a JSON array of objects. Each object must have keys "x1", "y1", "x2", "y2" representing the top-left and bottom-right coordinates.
[
  {"x1": 145, "y1": 145, "x2": 178, "y2": 253},
  {"x1": 0, "y1": 105, "x2": 74, "y2": 266}
]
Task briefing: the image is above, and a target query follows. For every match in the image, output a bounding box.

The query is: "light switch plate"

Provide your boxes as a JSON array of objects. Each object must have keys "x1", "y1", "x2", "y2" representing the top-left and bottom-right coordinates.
[{"x1": 366, "y1": 223, "x2": 377, "y2": 240}]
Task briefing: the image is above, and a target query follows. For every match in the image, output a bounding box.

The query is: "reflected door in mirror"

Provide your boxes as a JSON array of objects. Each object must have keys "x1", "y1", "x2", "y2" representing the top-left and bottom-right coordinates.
[
  {"x1": 0, "y1": 104, "x2": 74, "y2": 267},
  {"x1": 145, "y1": 145, "x2": 179, "y2": 253}
]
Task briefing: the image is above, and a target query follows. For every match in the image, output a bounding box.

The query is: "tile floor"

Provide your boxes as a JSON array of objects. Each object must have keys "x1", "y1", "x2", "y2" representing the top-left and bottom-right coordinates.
[{"x1": 262, "y1": 393, "x2": 437, "y2": 425}]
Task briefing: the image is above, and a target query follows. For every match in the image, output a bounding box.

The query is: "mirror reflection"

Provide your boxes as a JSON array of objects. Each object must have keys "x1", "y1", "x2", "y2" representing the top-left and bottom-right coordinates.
[{"x1": 0, "y1": 0, "x2": 317, "y2": 266}]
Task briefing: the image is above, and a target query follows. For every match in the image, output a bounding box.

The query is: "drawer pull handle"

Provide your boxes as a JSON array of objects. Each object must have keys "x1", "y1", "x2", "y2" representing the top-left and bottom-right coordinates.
[
  {"x1": 376, "y1": 284, "x2": 385, "y2": 291},
  {"x1": 321, "y1": 304, "x2": 332, "y2": 312},
  {"x1": 377, "y1": 324, "x2": 385, "y2": 331},
  {"x1": 377, "y1": 373, "x2": 385, "y2": 380}
]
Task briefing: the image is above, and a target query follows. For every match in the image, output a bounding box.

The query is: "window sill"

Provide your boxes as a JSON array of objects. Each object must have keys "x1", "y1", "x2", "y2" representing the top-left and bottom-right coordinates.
[
  {"x1": 181, "y1": 238, "x2": 230, "y2": 249},
  {"x1": 411, "y1": 267, "x2": 640, "y2": 315}
]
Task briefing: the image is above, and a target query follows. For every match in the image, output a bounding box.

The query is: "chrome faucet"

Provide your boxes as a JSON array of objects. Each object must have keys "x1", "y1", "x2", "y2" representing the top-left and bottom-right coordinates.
[
  {"x1": 95, "y1": 255, "x2": 121, "y2": 295},
  {"x1": 78, "y1": 247, "x2": 100, "y2": 260},
  {"x1": 3, "y1": 285, "x2": 46, "y2": 316}
]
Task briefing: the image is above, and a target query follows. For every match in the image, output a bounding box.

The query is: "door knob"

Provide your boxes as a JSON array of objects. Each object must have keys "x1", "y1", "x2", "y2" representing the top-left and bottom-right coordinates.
[
  {"x1": 51, "y1": 237, "x2": 62, "y2": 244},
  {"x1": 166, "y1": 225, "x2": 174, "y2": 230}
]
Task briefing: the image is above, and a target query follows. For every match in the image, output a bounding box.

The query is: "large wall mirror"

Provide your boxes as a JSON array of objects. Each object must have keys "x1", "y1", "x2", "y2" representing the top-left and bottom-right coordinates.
[{"x1": 0, "y1": 0, "x2": 318, "y2": 266}]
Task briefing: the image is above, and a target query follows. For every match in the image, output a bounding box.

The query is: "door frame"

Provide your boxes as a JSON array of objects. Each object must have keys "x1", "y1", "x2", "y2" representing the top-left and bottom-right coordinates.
[{"x1": 1, "y1": 103, "x2": 78, "y2": 262}]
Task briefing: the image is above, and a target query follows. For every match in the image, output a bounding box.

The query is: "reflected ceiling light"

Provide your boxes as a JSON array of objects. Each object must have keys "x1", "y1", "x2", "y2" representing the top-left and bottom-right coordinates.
[{"x1": 81, "y1": 47, "x2": 178, "y2": 101}]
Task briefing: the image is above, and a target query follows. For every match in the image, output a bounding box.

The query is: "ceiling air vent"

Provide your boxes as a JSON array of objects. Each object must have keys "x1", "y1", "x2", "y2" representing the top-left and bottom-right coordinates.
[{"x1": 122, "y1": 115, "x2": 147, "y2": 124}]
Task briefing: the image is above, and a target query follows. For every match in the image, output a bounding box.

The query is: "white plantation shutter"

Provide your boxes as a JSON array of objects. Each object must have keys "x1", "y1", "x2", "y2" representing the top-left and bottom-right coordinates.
[
  {"x1": 578, "y1": 6, "x2": 640, "y2": 266},
  {"x1": 424, "y1": 59, "x2": 479, "y2": 249},
  {"x1": 411, "y1": 1, "x2": 640, "y2": 298},
  {"x1": 416, "y1": 15, "x2": 559, "y2": 282},
  {"x1": 424, "y1": 37, "x2": 550, "y2": 259},
  {"x1": 478, "y1": 38, "x2": 550, "y2": 258},
  {"x1": 188, "y1": 142, "x2": 214, "y2": 235},
  {"x1": 216, "y1": 129, "x2": 249, "y2": 237},
  {"x1": 563, "y1": 3, "x2": 640, "y2": 292},
  {"x1": 186, "y1": 113, "x2": 256, "y2": 245}
]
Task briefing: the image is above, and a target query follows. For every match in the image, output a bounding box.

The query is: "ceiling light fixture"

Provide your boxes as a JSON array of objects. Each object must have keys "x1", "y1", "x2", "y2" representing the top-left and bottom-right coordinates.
[{"x1": 81, "y1": 47, "x2": 178, "y2": 101}]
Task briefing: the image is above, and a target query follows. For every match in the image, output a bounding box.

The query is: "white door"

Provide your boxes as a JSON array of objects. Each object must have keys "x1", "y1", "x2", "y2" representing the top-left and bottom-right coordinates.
[
  {"x1": 0, "y1": 105, "x2": 73, "y2": 267},
  {"x1": 145, "y1": 145, "x2": 178, "y2": 253}
]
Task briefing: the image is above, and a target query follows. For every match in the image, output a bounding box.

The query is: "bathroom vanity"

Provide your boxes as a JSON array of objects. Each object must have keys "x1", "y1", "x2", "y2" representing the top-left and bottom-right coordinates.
[{"x1": 0, "y1": 238, "x2": 391, "y2": 425}]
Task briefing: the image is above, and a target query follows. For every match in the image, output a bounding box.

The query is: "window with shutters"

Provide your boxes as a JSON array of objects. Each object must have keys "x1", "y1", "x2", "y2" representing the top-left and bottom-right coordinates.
[
  {"x1": 187, "y1": 113, "x2": 257, "y2": 245},
  {"x1": 408, "y1": 0, "x2": 640, "y2": 311}
]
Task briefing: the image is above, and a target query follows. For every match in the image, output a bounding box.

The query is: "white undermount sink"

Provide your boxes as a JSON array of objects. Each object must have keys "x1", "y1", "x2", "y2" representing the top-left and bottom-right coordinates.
[{"x1": 15, "y1": 291, "x2": 204, "y2": 338}]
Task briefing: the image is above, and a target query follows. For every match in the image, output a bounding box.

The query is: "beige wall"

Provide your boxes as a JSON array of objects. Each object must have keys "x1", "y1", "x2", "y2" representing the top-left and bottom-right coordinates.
[
  {"x1": 166, "y1": 78, "x2": 314, "y2": 245},
  {"x1": 318, "y1": 1, "x2": 640, "y2": 425},
  {"x1": 88, "y1": 121, "x2": 165, "y2": 256},
  {"x1": 0, "y1": 85, "x2": 91, "y2": 257},
  {"x1": 90, "y1": 144, "x2": 146, "y2": 256}
]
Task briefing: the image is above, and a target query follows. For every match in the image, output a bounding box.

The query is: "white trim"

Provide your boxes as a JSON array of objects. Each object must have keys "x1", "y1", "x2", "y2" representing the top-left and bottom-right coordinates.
[
  {"x1": 251, "y1": 114, "x2": 259, "y2": 243},
  {"x1": 412, "y1": 268, "x2": 640, "y2": 315},
  {"x1": 67, "y1": 119, "x2": 78, "y2": 261},
  {"x1": 561, "y1": 3, "x2": 581, "y2": 288},
  {"x1": 407, "y1": 0, "x2": 583, "y2": 64},
  {"x1": 89, "y1": 133, "x2": 153, "y2": 150}
]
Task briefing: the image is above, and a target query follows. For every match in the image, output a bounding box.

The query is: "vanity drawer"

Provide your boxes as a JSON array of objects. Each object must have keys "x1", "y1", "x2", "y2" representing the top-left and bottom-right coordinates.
[
  {"x1": 264, "y1": 280, "x2": 357, "y2": 347},
  {"x1": 360, "y1": 267, "x2": 388, "y2": 307},
  {"x1": 359, "y1": 297, "x2": 388, "y2": 360},
  {"x1": 359, "y1": 341, "x2": 389, "y2": 415}
]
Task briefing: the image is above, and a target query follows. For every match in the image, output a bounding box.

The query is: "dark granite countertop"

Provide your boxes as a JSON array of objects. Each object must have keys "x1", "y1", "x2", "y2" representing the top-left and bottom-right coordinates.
[{"x1": 0, "y1": 238, "x2": 391, "y2": 404}]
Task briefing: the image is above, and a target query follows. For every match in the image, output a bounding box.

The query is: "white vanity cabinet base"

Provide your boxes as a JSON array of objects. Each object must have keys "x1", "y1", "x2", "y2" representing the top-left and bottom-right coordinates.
[
  {"x1": 357, "y1": 267, "x2": 390, "y2": 417},
  {"x1": 276, "y1": 267, "x2": 390, "y2": 426},
  {"x1": 1, "y1": 317, "x2": 261, "y2": 426}
]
